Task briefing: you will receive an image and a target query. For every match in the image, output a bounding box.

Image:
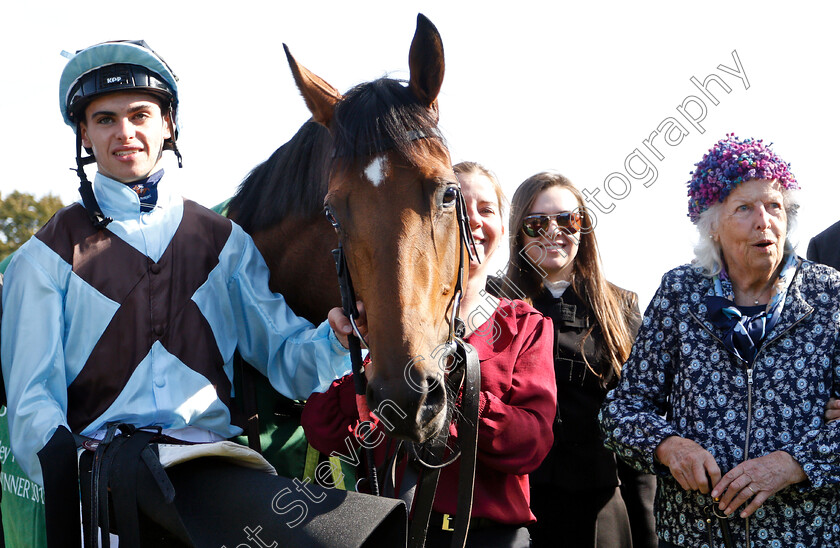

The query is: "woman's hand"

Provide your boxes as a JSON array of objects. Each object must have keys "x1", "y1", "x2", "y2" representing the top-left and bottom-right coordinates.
[
  {"x1": 328, "y1": 301, "x2": 367, "y2": 349},
  {"x1": 825, "y1": 397, "x2": 840, "y2": 423},
  {"x1": 711, "y1": 451, "x2": 807, "y2": 518},
  {"x1": 655, "y1": 436, "x2": 721, "y2": 494}
]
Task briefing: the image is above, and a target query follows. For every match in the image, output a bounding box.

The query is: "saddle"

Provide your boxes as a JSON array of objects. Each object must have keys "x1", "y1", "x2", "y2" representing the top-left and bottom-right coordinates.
[{"x1": 38, "y1": 422, "x2": 407, "y2": 548}]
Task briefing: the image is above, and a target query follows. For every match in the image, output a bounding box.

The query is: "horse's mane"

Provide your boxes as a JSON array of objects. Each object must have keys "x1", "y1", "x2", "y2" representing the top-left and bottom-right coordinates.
[
  {"x1": 228, "y1": 78, "x2": 444, "y2": 233},
  {"x1": 332, "y1": 78, "x2": 445, "y2": 166},
  {"x1": 227, "y1": 119, "x2": 331, "y2": 233}
]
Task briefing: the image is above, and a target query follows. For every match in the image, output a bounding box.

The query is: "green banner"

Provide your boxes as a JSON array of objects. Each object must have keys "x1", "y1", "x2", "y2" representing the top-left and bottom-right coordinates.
[
  {"x1": 0, "y1": 407, "x2": 47, "y2": 547},
  {"x1": 1, "y1": 252, "x2": 47, "y2": 546}
]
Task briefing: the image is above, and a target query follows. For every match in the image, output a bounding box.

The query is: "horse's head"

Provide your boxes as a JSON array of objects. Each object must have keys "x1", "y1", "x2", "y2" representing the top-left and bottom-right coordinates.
[{"x1": 285, "y1": 14, "x2": 464, "y2": 443}]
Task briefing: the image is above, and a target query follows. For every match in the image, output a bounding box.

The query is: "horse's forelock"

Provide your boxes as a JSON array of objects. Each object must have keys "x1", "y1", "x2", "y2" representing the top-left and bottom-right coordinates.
[{"x1": 331, "y1": 78, "x2": 445, "y2": 169}]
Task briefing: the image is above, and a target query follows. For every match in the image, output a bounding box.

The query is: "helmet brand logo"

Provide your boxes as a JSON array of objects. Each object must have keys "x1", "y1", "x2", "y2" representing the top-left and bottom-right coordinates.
[{"x1": 98, "y1": 67, "x2": 132, "y2": 90}]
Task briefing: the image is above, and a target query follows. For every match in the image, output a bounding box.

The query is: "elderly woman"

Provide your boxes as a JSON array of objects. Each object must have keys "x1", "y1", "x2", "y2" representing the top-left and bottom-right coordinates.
[{"x1": 600, "y1": 134, "x2": 840, "y2": 547}]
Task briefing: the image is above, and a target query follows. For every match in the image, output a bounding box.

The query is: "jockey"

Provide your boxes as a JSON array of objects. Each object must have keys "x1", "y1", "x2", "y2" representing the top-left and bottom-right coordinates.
[{"x1": 0, "y1": 40, "x2": 403, "y2": 546}]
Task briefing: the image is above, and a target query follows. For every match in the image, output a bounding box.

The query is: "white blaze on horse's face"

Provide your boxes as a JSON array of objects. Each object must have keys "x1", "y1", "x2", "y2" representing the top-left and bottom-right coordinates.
[{"x1": 364, "y1": 155, "x2": 389, "y2": 187}]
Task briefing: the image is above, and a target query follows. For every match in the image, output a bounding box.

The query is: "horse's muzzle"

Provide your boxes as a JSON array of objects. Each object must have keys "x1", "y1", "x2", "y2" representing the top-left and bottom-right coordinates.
[{"x1": 366, "y1": 370, "x2": 449, "y2": 443}]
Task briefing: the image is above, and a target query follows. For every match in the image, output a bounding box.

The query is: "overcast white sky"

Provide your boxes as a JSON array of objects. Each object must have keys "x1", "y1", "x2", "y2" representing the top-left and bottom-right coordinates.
[{"x1": 2, "y1": 1, "x2": 838, "y2": 308}]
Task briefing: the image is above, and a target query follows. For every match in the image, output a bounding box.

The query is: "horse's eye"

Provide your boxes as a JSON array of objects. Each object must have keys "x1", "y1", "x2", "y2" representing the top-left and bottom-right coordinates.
[
  {"x1": 442, "y1": 186, "x2": 458, "y2": 208},
  {"x1": 324, "y1": 206, "x2": 340, "y2": 230}
]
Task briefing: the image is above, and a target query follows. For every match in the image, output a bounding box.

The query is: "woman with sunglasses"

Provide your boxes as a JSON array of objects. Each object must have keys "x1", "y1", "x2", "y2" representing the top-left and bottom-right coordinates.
[
  {"x1": 301, "y1": 162, "x2": 557, "y2": 547},
  {"x1": 498, "y1": 172, "x2": 656, "y2": 548}
]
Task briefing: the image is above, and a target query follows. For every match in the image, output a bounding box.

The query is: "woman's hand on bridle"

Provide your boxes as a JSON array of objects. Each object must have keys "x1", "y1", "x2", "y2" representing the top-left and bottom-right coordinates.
[
  {"x1": 711, "y1": 451, "x2": 807, "y2": 518},
  {"x1": 655, "y1": 435, "x2": 722, "y2": 494},
  {"x1": 328, "y1": 301, "x2": 367, "y2": 349}
]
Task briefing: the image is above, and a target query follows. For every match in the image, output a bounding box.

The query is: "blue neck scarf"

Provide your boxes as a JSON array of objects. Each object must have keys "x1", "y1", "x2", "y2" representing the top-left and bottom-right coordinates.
[
  {"x1": 705, "y1": 254, "x2": 798, "y2": 365},
  {"x1": 128, "y1": 169, "x2": 164, "y2": 212}
]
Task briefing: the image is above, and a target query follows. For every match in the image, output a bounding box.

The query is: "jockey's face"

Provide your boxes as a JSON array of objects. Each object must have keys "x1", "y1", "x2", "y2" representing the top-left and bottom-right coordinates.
[{"x1": 80, "y1": 91, "x2": 171, "y2": 183}]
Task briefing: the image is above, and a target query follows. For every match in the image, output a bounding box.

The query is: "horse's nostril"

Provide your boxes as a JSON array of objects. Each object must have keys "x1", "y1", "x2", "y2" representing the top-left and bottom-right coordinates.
[
  {"x1": 419, "y1": 376, "x2": 446, "y2": 423},
  {"x1": 426, "y1": 375, "x2": 446, "y2": 406},
  {"x1": 363, "y1": 371, "x2": 449, "y2": 441}
]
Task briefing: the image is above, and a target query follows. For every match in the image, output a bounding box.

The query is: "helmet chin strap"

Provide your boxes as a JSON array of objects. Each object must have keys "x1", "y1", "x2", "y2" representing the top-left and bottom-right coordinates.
[
  {"x1": 170, "y1": 140, "x2": 183, "y2": 168},
  {"x1": 74, "y1": 126, "x2": 113, "y2": 229},
  {"x1": 164, "y1": 105, "x2": 183, "y2": 168}
]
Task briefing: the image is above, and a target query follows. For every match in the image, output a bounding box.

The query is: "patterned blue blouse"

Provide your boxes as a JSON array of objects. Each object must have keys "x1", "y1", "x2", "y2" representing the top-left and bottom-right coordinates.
[{"x1": 600, "y1": 260, "x2": 840, "y2": 547}]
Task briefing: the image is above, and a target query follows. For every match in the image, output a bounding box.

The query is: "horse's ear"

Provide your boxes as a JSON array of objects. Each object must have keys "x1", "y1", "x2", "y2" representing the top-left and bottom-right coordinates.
[
  {"x1": 408, "y1": 13, "x2": 445, "y2": 111},
  {"x1": 284, "y1": 44, "x2": 342, "y2": 128}
]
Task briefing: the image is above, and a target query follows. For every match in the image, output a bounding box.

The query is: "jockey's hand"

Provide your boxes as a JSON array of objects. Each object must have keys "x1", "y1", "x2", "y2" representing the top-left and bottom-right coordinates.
[{"x1": 328, "y1": 301, "x2": 367, "y2": 349}]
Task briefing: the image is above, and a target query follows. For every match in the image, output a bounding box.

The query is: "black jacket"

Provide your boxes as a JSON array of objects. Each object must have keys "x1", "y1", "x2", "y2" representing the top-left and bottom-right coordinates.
[
  {"x1": 529, "y1": 283, "x2": 640, "y2": 491},
  {"x1": 807, "y1": 219, "x2": 840, "y2": 271}
]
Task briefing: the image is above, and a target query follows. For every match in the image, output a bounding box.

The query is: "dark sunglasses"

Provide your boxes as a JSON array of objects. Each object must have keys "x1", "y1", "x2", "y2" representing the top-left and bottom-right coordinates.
[{"x1": 521, "y1": 212, "x2": 583, "y2": 238}]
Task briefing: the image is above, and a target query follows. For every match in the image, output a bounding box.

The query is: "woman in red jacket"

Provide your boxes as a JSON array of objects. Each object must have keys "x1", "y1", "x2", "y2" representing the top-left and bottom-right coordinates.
[{"x1": 302, "y1": 161, "x2": 557, "y2": 548}]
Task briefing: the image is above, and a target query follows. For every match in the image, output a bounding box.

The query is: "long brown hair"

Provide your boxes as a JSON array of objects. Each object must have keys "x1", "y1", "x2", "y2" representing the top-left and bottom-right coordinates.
[{"x1": 505, "y1": 172, "x2": 634, "y2": 378}]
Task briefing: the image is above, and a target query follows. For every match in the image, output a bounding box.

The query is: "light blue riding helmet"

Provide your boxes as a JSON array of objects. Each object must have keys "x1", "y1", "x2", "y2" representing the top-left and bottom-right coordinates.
[
  {"x1": 59, "y1": 40, "x2": 182, "y2": 228},
  {"x1": 59, "y1": 40, "x2": 180, "y2": 138}
]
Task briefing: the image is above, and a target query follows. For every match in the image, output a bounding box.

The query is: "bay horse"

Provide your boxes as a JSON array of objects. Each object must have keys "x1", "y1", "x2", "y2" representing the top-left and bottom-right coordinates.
[
  {"x1": 227, "y1": 120, "x2": 336, "y2": 326},
  {"x1": 228, "y1": 14, "x2": 464, "y2": 444}
]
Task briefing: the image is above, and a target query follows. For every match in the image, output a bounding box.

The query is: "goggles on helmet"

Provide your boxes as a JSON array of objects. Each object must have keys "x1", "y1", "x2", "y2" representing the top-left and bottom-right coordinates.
[{"x1": 67, "y1": 62, "x2": 174, "y2": 124}]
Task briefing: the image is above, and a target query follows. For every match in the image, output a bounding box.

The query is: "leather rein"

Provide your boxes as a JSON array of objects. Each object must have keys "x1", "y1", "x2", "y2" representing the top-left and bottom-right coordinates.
[{"x1": 329, "y1": 139, "x2": 481, "y2": 548}]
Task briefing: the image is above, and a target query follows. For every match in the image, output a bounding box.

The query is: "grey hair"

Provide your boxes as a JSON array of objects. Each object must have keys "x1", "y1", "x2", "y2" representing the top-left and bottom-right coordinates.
[{"x1": 692, "y1": 186, "x2": 800, "y2": 277}]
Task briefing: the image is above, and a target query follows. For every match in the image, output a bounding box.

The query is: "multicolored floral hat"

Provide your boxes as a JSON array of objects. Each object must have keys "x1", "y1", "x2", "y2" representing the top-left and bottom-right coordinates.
[{"x1": 687, "y1": 134, "x2": 798, "y2": 223}]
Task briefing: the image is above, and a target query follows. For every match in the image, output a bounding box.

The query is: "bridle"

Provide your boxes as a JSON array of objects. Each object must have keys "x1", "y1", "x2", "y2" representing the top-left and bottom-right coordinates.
[
  {"x1": 327, "y1": 124, "x2": 477, "y2": 352},
  {"x1": 330, "y1": 182, "x2": 476, "y2": 346},
  {"x1": 328, "y1": 131, "x2": 481, "y2": 548}
]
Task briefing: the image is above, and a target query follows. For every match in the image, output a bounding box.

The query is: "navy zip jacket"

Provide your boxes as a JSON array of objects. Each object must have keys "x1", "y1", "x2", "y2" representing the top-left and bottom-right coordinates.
[{"x1": 601, "y1": 259, "x2": 840, "y2": 547}]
